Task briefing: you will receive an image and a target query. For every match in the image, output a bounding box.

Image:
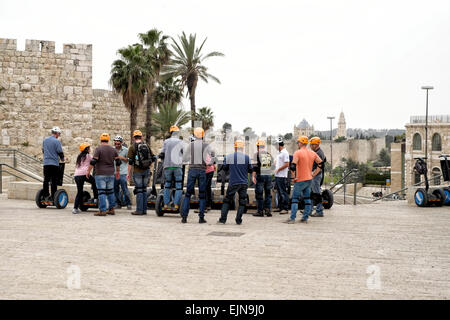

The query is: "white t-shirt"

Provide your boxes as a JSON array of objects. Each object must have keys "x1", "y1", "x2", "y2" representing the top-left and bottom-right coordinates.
[{"x1": 275, "y1": 148, "x2": 290, "y2": 178}]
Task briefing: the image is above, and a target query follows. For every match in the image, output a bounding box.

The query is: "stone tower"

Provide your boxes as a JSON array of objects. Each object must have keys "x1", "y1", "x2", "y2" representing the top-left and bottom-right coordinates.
[{"x1": 336, "y1": 111, "x2": 347, "y2": 138}]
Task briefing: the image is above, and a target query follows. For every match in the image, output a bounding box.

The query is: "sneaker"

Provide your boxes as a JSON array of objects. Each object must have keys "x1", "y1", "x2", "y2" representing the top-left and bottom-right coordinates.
[
  {"x1": 217, "y1": 220, "x2": 226, "y2": 225},
  {"x1": 264, "y1": 209, "x2": 272, "y2": 217},
  {"x1": 181, "y1": 216, "x2": 187, "y2": 224},
  {"x1": 310, "y1": 212, "x2": 324, "y2": 217},
  {"x1": 94, "y1": 211, "x2": 107, "y2": 216},
  {"x1": 72, "y1": 208, "x2": 81, "y2": 214},
  {"x1": 127, "y1": 205, "x2": 132, "y2": 210},
  {"x1": 107, "y1": 208, "x2": 115, "y2": 215},
  {"x1": 252, "y1": 211, "x2": 264, "y2": 217},
  {"x1": 300, "y1": 218, "x2": 308, "y2": 223},
  {"x1": 199, "y1": 217, "x2": 207, "y2": 224},
  {"x1": 279, "y1": 210, "x2": 288, "y2": 215},
  {"x1": 283, "y1": 219, "x2": 295, "y2": 224},
  {"x1": 131, "y1": 211, "x2": 145, "y2": 215},
  {"x1": 174, "y1": 204, "x2": 180, "y2": 209}
]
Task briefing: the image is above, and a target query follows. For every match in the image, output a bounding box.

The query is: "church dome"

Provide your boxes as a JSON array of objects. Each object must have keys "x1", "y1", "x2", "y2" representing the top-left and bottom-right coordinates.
[{"x1": 296, "y1": 119, "x2": 311, "y2": 129}]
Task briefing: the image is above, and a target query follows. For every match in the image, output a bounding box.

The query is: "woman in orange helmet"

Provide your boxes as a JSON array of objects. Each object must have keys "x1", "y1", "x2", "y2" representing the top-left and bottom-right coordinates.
[{"x1": 73, "y1": 143, "x2": 98, "y2": 214}]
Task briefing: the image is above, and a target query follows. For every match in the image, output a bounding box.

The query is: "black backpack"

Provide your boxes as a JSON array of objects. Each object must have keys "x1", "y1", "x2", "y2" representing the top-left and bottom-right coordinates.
[{"x1": 135, "y1": 142, "x2": 151, "y2": 169}]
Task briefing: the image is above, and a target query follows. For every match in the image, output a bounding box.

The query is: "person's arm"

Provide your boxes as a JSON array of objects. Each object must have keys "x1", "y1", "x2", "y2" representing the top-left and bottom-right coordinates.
[
  {"x1": 312, "y1": 155, "x2": 323, "y2": 177},
  {"x1": 86, "y1": 158, "x2": 97, "y2": 179},
  {"x1": 127, "y1": 146, "x2": 134, "y2": 181},
  {"x1": 57, "y1": 141, "x2": 65, "y2": 162}
]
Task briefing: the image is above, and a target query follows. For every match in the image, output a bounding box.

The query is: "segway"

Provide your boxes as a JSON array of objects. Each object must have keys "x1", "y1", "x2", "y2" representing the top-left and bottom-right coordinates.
[
  {"x1": 413, "y1": 157, "x2": 445, "y2": 207},
  {"x1": 147, "y1": 159, "x2": 163, "y2": 210},
  {"x1": 35, "y1": 163, "x2": 69, "y2": 209},
  {"x1": 439, "y1": 154, "x2": 450, "y2": 206},
  {"x1": 211, "y1": 161, "x2": 236, "y2": 210},
  {"x1": 79, "y1": 184, "x2": 98, "y2": 212},
  {"x1": 154, "y1": 161, "x2": 186, "y2": 216}
]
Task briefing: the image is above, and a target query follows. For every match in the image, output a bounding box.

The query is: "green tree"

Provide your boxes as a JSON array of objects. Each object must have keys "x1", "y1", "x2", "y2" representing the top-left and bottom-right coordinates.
[
  {"x1": 373, "y1": 148, "x2": 391, "y2": 167},
  {"x1": 165, "y1": 32, "x2": 224, "y2": 127},
  {"x1": 139, "y1": 29, "x2": 171, "y2": 146},
  {"x1": 284, "y1": 132, "x2": 293, "y2": 140},
  {"x1": 110, "y1": 44, "x2": 150, "y2": 141},
  {"x1": 154, "y1": 77, "x2": 183, "y2": 108},
  {"x1": 151, "y1": 102, "x2": 191, "y2": 139},
  {"x1": 195, "y1": 106, "x2": 214, "y2": 131}
]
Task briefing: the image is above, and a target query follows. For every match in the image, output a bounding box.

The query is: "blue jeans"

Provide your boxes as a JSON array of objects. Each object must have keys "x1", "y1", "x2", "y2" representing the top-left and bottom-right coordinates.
[
  {"x1": 255, "y1": 175, "x2": 272, "y2": 212},
  {"x1": 95, "y1": 175, "x2": 116, "y2": 212},
  {"x1": 114, "y1": 174, "x2": 131, "y2": 206},
  {"x1": 275, "y1": 177, "x2": 289, "y2": 210},
  {"x1": 133, "y1": 169, "x2": 150, "y2": 213},
  {"x1": 163, "y1": 167, "x2": 183, "y2": 206},
  {"x1": 182, "y1": 169, "x2": 206, "y2": 218},
  {"x1": 311, "y1": 173, "x2": 324, "y2": 214},
  {"x1": 290, "y1": 180, "x2": 312, "y2": 221}
]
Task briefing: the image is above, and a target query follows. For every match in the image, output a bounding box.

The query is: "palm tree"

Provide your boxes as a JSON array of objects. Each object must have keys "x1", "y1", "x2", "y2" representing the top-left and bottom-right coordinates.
[
  {"x1": 151, "y1": 102, "x2": 191, "y2": 139},
  {"x1": 165, "y1": 32, "x2": 224, "y2": 128},
  {"x1": 154, "y1": 77, "x2": 183, "y2": 108},
  {"x1": 139, "y1": 29, "x2": 171, "y2": 146},
  {"x1": 195, "y1": 107, "x2": 214, "y2": 131},
  {"x1": 110, "y1": 44, "x2": 150, "y2": 142}
]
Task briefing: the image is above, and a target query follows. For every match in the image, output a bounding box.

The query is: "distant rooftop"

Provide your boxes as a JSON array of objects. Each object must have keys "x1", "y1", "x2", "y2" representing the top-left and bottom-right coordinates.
[
  {"x1": 296, "y1": 119, "x2": 312, "y2": 129},
  {"x1": 410, "y1": 115, "x2": 450, "y2": 124}
]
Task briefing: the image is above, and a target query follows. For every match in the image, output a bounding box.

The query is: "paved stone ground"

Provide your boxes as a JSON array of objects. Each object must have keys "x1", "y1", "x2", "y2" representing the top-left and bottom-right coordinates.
[{"x1": 0, "y1": 199, "x2": 449, "y2": 300}]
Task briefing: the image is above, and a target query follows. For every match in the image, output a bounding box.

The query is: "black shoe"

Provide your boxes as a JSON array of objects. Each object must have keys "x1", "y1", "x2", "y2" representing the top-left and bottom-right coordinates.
[
  {"x1": 217, "y1": 219, "x2": 226, "y2": 225},
  {"x1": 131, "y1": 211, "x2": 145, "y2": 215},
  {"x1": 310, "y1": 213, "x2": 324, "y2": 217},
  {"x1": 235, "y1": 219, "x2": 242, "y2": 225},
  {"x1": 181, "y1": 216, "x2": 187, "y2": 223},
  {"x1": 300, "y1": 218, "x2": 308, "y2": 224},
  {"x1": 199, "y1": 217, "x2": 207, "y2": 224},
  {"x1": 252, "y1": 211, "x2": 264, "y2": 217},
  {"x1": 264, "y1": 209, "x2": 272, "y2": 217}
]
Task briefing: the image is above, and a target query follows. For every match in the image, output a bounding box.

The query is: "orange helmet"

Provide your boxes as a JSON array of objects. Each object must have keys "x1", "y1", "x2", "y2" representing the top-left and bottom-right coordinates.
[
  {"x1": 79, "y1": 143, "x2": 90, "y2": 152},
  {"x1": 309, "y1": 137, "x2": 321, "y2": 145},
  {"x1": 169, "y1": 125, "x2": 179, "y2": 133},
  {"x1": 297, "y1": 136, "x2": 309, "y2": 144},
  {"x1": 256, "y1": 139, "x2": 266, "y2": 147},
  {"x1": 133, "y1": 130, "x2": 143, "y2": 137},
  {"x1": 193, "y1": 127, "x2": 205, "y2": 138},
  {"x1": 234, "y1": 140, "x2": 245, "y2": 148},
  {"x1": 100, "y1": 133, "x2": 110, "y2": 142}
]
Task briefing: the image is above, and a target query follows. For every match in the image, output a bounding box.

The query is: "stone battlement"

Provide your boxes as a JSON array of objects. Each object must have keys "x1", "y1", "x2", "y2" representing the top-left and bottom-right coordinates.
[{"x1": 0, "y1": 38, "x2": 92, "y2": 56}]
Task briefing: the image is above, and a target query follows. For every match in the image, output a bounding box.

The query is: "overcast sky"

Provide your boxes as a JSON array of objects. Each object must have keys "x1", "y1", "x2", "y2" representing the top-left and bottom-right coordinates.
[{"x1": 1, "y1": 0, "x2": 450, "y2": 136}]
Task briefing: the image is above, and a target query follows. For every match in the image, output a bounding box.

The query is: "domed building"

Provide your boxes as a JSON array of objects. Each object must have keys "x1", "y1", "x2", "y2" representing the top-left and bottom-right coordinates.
[{"x1": 294, "y1": 119, "x2": 315, "y2": 138}]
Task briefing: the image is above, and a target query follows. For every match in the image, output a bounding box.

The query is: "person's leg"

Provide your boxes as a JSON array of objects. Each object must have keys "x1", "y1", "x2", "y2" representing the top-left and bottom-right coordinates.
[
  {"x1": 50, "y1": 165, "x2": 59, "y2": 199},
  {"x1": 133, "y1": 172, "x2": 143, "y2": 213},
  {"x1": 220, "y1": 184, "x2": 238, "y2": 223},
  {"x1": 105, "y1": 176, "x2": 116, "y2": 210},
  {"x1": 87, "y1": 175, "x2": 98, "y2": 199},
  {"x1": 181, "y1": 170, "x2": 196, "y2": 218},
  {"x1": 255, "y1": 175, "x2": 264, "y2": 213},
  {"x1": 114, "y1": 176, "x2": 121, "y2": 207},
  {"x1": 198, "y1": 170, "x2": 207, "y2": 218},
  {"x1": 302, "y1": 180, "x2": 313, "y2": 221},
  {"x1": 173, "y1": 168, "x2": 183, "y2": 206},
  {"x1": 263, "y1": 175, "x2": 272, "y2": 211},
  {"x1": 95, "y1": 176, "x2": 107, "y2": 213},
  {"x1": 74, "y1": 176, "x2": 84, "y2": 209},
  {"x1": 205, "y1": 171, "x2": 214, "y2": 209},
  {"x1": 42, "y1": 165, "x2": 51, "y2": 197},
  {"x1": 281, "y1": 177, "x2": 290, "y2": 210},
  {"x1": 311, "y1": 173, "x2": 324, "y2": 215},
  {"x1": 163, "y1": 168, "x2": 174, "y2": 205},
  {"x1": 120, "y1": 174, "x2": 131, "y2": 206},
  {"x1": 289, "y1": 182, "x2": 303, "y2": 221},
  {"x1": 236, "y1": 185, "x2": 248, "y2": 224},
  {"x1": 141, "y1": 169, "x2": 150, "y2": 213}
]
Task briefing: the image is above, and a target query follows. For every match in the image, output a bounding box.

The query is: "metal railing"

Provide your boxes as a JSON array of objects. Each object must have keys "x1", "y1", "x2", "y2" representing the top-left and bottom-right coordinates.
[
  {"x1": 0, "y1": 148, "x2": 73, "y2": 184},
  {"x1": 330, "y1": 169, "x2": 360, "y2": 205},
  {"x1": 0, "y1": 163, "x2": 43, "y2": 193}
]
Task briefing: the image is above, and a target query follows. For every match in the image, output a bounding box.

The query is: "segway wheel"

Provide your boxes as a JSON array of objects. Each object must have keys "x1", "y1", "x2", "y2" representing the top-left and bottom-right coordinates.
[
  {"x1": 414, "y1": 188, "x2": 428, "y2": 207},
  {"x1": 35, "y1": 189, "x2": 47, "y2": 208},
  {"x1": 155, "y1": 194, "x2": 164, "y2": 216},
  {"x1": 442, "y1": 187, "x2": 450, "y2": 206},
  {"x1": 432, "y1": 189, "x2": 445, "y2": 207},
  {"x1": 54, "y1": 189, "x2": 69, "y2": 209},
  {"x1": 322, "y1": 189, "x2": 334, "y2": 209},
  {"x1": 79, "y1": 191, "x2": 91, "y2": 212}
]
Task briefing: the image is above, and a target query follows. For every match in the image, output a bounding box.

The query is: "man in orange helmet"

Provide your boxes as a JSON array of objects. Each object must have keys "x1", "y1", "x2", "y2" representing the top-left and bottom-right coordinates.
[
  {"x1": 284, "y1": 136, "x2": 323, "y2": 224},
  {"x1": 309, "y1": 137, "x2": 327, "y2": 217},
  {"x1": 87, "y1": 133, "x2": 121, "y2": 216}
]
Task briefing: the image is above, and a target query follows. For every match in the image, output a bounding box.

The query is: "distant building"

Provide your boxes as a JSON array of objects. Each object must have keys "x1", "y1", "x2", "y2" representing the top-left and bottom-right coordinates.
[
  {"x1": 336, "y1": 111, "x2": 347, "y2": 138},
  {"x1": 404, "y1": 115, "x2": 450, "y2": 187},
  {"x1": 293, "y1": 119, "x2": 314, "y2": 138}
]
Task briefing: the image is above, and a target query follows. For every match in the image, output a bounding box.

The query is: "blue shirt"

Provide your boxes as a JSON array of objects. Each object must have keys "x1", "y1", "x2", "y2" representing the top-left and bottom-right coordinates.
[
  {"x1": 42, "y1": 136, "x2": 63, "y2": 166},
  {"x1": 224, "y1": 152, "x2": 253, "y2": 186}
]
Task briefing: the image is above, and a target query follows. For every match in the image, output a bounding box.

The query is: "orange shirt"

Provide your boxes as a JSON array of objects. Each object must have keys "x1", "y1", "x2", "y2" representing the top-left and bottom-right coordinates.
[{"x1": 293, "y1": 147, "x2": 320, "y2": 182}]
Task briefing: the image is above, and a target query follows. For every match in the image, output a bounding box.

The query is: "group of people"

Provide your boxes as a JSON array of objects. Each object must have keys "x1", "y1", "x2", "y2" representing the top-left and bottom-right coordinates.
[{"x1": 41, "y1": 125, "x2": 328, "y2": 224}]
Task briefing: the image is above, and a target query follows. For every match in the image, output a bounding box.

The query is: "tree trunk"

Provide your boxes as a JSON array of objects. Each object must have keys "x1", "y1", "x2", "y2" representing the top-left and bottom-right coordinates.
[
  {"x1": 145, "y1": 87, "x2": 154, "y2": 146},
  {"x1": 190, "y1": 91, "x2": 196, "y2": 128},
  {"x1": 130, "y1": 104, "x2": 137, "y2": 143}
]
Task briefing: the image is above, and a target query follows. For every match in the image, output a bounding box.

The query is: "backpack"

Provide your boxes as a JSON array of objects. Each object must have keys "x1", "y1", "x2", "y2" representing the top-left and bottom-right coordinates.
[{"x1": 135, "y1": 142, "x2": 151, "y2": 169}]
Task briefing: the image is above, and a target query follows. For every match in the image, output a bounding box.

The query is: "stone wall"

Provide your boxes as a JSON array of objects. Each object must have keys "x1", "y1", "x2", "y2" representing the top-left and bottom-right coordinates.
[{"x1": 0, "y1": 38, "x2": 163, "y2": 174}]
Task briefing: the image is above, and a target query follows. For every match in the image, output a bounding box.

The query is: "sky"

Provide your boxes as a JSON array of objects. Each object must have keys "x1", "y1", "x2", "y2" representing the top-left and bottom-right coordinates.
[{"x1": 1, "y1": 0, "x2": 450, "y2": 136}]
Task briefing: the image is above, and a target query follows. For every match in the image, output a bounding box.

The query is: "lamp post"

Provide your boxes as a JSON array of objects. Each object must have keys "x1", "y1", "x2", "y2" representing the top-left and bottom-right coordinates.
[
  {"x1": 327, "y1": 116, "x2": 335, "y2": 169},
  {"x1": 421, "y1": 86, "x2": 433, "y2": 167}
]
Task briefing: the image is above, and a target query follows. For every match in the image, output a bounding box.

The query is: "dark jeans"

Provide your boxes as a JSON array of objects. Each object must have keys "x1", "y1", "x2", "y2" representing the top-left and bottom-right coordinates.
[
  {"x1": 205, "y1": 171, "x2": 214, "y2": 208},
  {"x1": 255, "y1": 174, "x2": 272, "y2": 212},
  {"x1": 182, "y1": 169, "x2": 207, "y2": 218},
  {"x1": 43, "y1": 165, "x2": 59, "y2": 198},
  {"x1": 74, "y1": 175, "x2": 98, "y2": 209},
  {"x1": 220, "y1": 184, "x2": 248, "y2": 224},
  {"x1": 275, "y1": 177, "x2": 289, "y2": 210},
  {"x1": 133, "y1": 169, "x2": 150, "y2": 213},
  {"x1": 114, "y1": 174, "x2": 131, "y2": 206}
]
